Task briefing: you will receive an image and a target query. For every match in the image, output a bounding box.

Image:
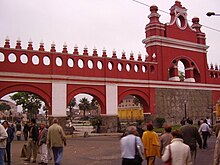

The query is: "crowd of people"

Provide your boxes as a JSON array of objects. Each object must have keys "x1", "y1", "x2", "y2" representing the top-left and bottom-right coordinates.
[
  {"x1": 0, "y1": 118, "x2": 66, "y2": 165},
  {"x1": 0, "y1": 116, "x2": 219, "y2": 165},
  {"x1": 120, "y1": 117, "x2": 219, "y2": 165}
]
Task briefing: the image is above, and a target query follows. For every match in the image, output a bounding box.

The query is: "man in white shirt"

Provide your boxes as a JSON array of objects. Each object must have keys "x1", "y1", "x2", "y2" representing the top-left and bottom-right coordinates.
[
  {"x1": 199, "y1": 119, "x2": 211, "y2": 149},
  {"x1": 120, "y1": 126, "x2": 144, "y2": 165}
]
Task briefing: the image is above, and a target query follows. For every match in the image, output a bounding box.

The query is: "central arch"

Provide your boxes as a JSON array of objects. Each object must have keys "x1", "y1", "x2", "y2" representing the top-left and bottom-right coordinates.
[{"x1": 67, "y1": 85, "x2": 106, "y2": 114}]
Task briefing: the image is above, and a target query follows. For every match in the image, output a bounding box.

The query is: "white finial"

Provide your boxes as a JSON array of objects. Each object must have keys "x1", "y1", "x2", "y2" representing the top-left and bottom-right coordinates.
[
  {"x1": 138, "y1": 52, "x2": 142, "y2": 57},
  {"x1": 17, "y1": 37, "x2": 21, "y2": 42},
  {"x1": 113, "y1": 48, "x2": 116, "y2": 54},
  {"x1": 130, "y1": 51, "x2": 134, "y2": 55},
  {"x1": 63, "y1": 42, "x2": 67, "y2": 48},
  {"x1": 103, "y1": 47, "x2": 106, "y2": 51},
  {"x1": 84, "y1": 45, "x2": 88, "y2": 49},
  {"x1": 74, "y1": 44, "x2": 78, "y2": 48},
  {"x1": 93, "y1": 46, "x2": 97, "y2": 50},
  {"x1": 28, "y1": 38, "x2": 32, "y2": 43},
  {"x1": 51, "y1": 41, "x2": 55, "y2": 47},
  {"x1": 40, "y1": 40, "x2": 44, "y2": 46},
  {"x1": 5, "y1": 36, "x2": 10, "y2": 41},
  {"x1": 122, "y1": 50, "x2": 125, "y2": 54}
]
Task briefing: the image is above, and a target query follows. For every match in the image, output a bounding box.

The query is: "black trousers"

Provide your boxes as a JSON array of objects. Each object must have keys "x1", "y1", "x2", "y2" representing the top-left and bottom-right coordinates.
[
  {"x1": 202, "y1": 131, "x2": 209, "y2": 148},
  {"x1": 5, "y1": 142, "x2": 11, "y2": 162},
  {"x1": 122, "y1": 158, "x2": 141, "y2": 165}
]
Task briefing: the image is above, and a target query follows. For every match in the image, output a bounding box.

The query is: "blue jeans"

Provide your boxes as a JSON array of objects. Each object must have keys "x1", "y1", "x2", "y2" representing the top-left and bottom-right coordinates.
[
  {"x1": 0, "y1": 148, "x2": 5, "y2": 165},
  {"x1": 52, "y1": 147, "x2": 63, "y2": 165}
]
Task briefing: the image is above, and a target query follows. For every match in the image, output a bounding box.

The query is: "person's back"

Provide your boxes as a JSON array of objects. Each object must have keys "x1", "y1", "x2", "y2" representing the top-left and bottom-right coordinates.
[
  {"x1": 162, "y1": 130, "x2": 192, "y2": 165},
  {"x1": 180, "y1": 124, "x2": 202, "y2": 151},
  {"x1": 169, "y1": 138, "x2": 192, "y2": 165},
  {"x1": 160, "y1": 125, "x2": 172, "y2": 155},
  {"x1": 48, "y1": 123, "x2": 65, "y2": 147}
]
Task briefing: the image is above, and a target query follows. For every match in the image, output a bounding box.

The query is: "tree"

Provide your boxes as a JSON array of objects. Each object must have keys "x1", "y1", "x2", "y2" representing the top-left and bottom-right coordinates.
[
  {"x1": 10, "y1": 92, "x2": 42, "y2": 119},
  {"x1": 179, "y1": 71, "x2": 185, "y2": 81},
  {"x1": 68, "y1": 98, "x2": 76, "y2": 121},
  {"x1": 78, "y1": 97, "x2": 90, "y2": 118},
  {"x1": 0, "y1": 103, "x2": 11, "y2": 111},
  {"x1": 90, "y1": 98, "x2": 99, "y2": 115}
]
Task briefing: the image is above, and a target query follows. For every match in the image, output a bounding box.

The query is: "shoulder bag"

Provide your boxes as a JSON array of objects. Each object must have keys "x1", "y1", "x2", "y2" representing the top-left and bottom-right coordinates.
[
  {"x1": 134, "y1": 137, "x2": 143, "y2": 165},
  {"x1": 165, "y1": 144, "x2": 172, "y2": 165}
]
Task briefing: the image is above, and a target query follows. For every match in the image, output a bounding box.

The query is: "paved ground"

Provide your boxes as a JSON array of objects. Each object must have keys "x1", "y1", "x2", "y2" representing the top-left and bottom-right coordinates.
[{"x1": 10, "y1": 134, "x2": 216, "y2": 165}]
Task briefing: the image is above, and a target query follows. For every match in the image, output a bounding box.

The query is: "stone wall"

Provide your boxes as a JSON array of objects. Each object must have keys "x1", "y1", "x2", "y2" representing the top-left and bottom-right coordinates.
[
  {"x1": 153, "y1": 88, "x2": 212, "y2": 125},
  {"x1": 100, "y1": 115, "x2": 119, "y2": 133}
]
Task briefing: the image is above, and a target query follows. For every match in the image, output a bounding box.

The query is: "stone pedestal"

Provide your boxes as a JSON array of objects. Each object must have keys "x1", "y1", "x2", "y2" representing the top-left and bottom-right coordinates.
[{"x1": 100, "y1": 115, "x2": 119, "y2": 133}]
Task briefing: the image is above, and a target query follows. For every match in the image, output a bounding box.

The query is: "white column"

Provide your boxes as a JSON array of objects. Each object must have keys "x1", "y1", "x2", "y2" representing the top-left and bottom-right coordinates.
[
  {"x1": 106, "y1": 83, "x2": 118, "y2": 115},
  {"x1": 51, "y1": 81, "x2": 67, "y2": 117}
]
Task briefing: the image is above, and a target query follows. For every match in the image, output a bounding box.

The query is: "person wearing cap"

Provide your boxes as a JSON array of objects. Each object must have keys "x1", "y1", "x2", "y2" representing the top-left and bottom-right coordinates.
[
  {"x1": 38, "y1": 122, "x2": 48, "y2": 165},
  {"x1": 24, "y1": 118, "x2": 39, "y2": 163},
  {"x1": 0, "y1": 121, "x2": 8, "y2": 165},
  {"x1": 47, "y1": 118, "x2": 66, "y2": 165},
  {"x1": 142, "y1": 123, "x2": 160, "y2": 165},
  {"x1": 120, "y1": 125, "x2": 144, "y2": 165}
]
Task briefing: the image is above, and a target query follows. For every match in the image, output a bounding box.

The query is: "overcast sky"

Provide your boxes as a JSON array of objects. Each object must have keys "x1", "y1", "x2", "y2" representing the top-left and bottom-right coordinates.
[{"x1": 0, "y1": 0, "x2": 220, "y2": 65}]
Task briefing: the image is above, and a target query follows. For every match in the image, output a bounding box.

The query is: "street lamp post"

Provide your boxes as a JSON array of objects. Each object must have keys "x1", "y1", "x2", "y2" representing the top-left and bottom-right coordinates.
[
  {"x1": 208, "y1": 105, "x2": 213, "y2": 127},
  {"x1": 207, "y1": 12, "x2": 220, "y2": 17},
  {"x1": 184, "y1": 100, "x2": 187, "y2": 119}
]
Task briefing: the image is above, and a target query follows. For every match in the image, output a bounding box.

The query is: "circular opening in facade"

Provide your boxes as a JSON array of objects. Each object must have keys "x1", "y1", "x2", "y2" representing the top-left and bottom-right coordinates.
[
  {"x1": 78, "y1": 59, "x2": 84, "y2": 68},
  {"x1": 56, "y1": 57, "x2": 63, "y2": 67},
  {"x1": 88, "y1": 60, "x2": 94, "y2": 69},
  {"x1": 67, "y1": 58, "x2": 74, "y2": 67},
  {"x1": 108, "y1": 61, "x2": 113, "y2": 70},
  {"x1": 20, "y1": 54, "x2": 28, "y2": 64},
  {"x1": 97, "y1": 61, "x2": 103, "y2": 70},
  {"x1": 142, "y1": 65, "x2": 147, "y2": 73},
  {"x1": 126, "y1": 63, "x2": 131, "y2": 72},
  {"x1": 32, "y1": 55, "x2": 39, "y2": 65},
  {"x1": 134, "y1": 64, "x2": 139, "y2": 72},
  {"x1": 8, "y1": 53, "x2": 17, "y2": 63},
  {"x1": 118, "y1": 63, "x2": 123, "y2": 71},
  {"x1": 0, "y1": 52, "x2": 5, "y2": 62},
  {"x1": 43, "y1": 56, "x2": 50, "y2": 66},
  {"x1": 150, "y1": 65, "x2": 155, "y2": 72}
]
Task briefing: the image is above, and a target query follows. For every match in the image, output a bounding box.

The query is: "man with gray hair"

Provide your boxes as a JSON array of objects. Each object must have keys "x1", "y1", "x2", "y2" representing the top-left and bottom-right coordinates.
[
  {"x1": 120, "y1": 126, "x2": 144, "y2": 165},
  {"x1": 47, "y1": 118, "x2": 66, "y2": 165}
]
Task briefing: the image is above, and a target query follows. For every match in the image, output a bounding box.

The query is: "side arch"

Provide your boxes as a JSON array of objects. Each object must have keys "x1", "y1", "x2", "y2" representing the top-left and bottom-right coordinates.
[{"x1": 0, "y1": 82, "x2": 52, "y2": 114}]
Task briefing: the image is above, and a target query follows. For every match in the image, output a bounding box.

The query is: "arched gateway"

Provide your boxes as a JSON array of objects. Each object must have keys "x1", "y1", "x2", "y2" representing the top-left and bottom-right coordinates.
[{"x1": 0, "y1": 1, "x2": 220, "y2": 131}]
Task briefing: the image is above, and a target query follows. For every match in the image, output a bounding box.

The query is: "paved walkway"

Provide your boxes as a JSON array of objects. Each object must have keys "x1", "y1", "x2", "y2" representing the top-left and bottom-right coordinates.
[{"x1": 10, "y1": 134, "x2": 215, "y2": 165}]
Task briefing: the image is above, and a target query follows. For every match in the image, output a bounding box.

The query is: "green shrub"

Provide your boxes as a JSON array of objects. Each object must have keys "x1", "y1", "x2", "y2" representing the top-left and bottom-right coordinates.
[{"x1": 154, "y1": 117, "x2": 166, "y2": 128}]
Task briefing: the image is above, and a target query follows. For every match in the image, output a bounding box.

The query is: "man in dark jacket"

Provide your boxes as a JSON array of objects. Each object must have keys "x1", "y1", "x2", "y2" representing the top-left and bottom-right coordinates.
[
  {"x1": 24, "y1": 118, "x2": 39, "y2": 163},
  {"x1": 2, "y1": 120, "x2": 14, "y2": 164},
  {"x1": 180, "y1": 118, "x2": 202, "y2": 164}
]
